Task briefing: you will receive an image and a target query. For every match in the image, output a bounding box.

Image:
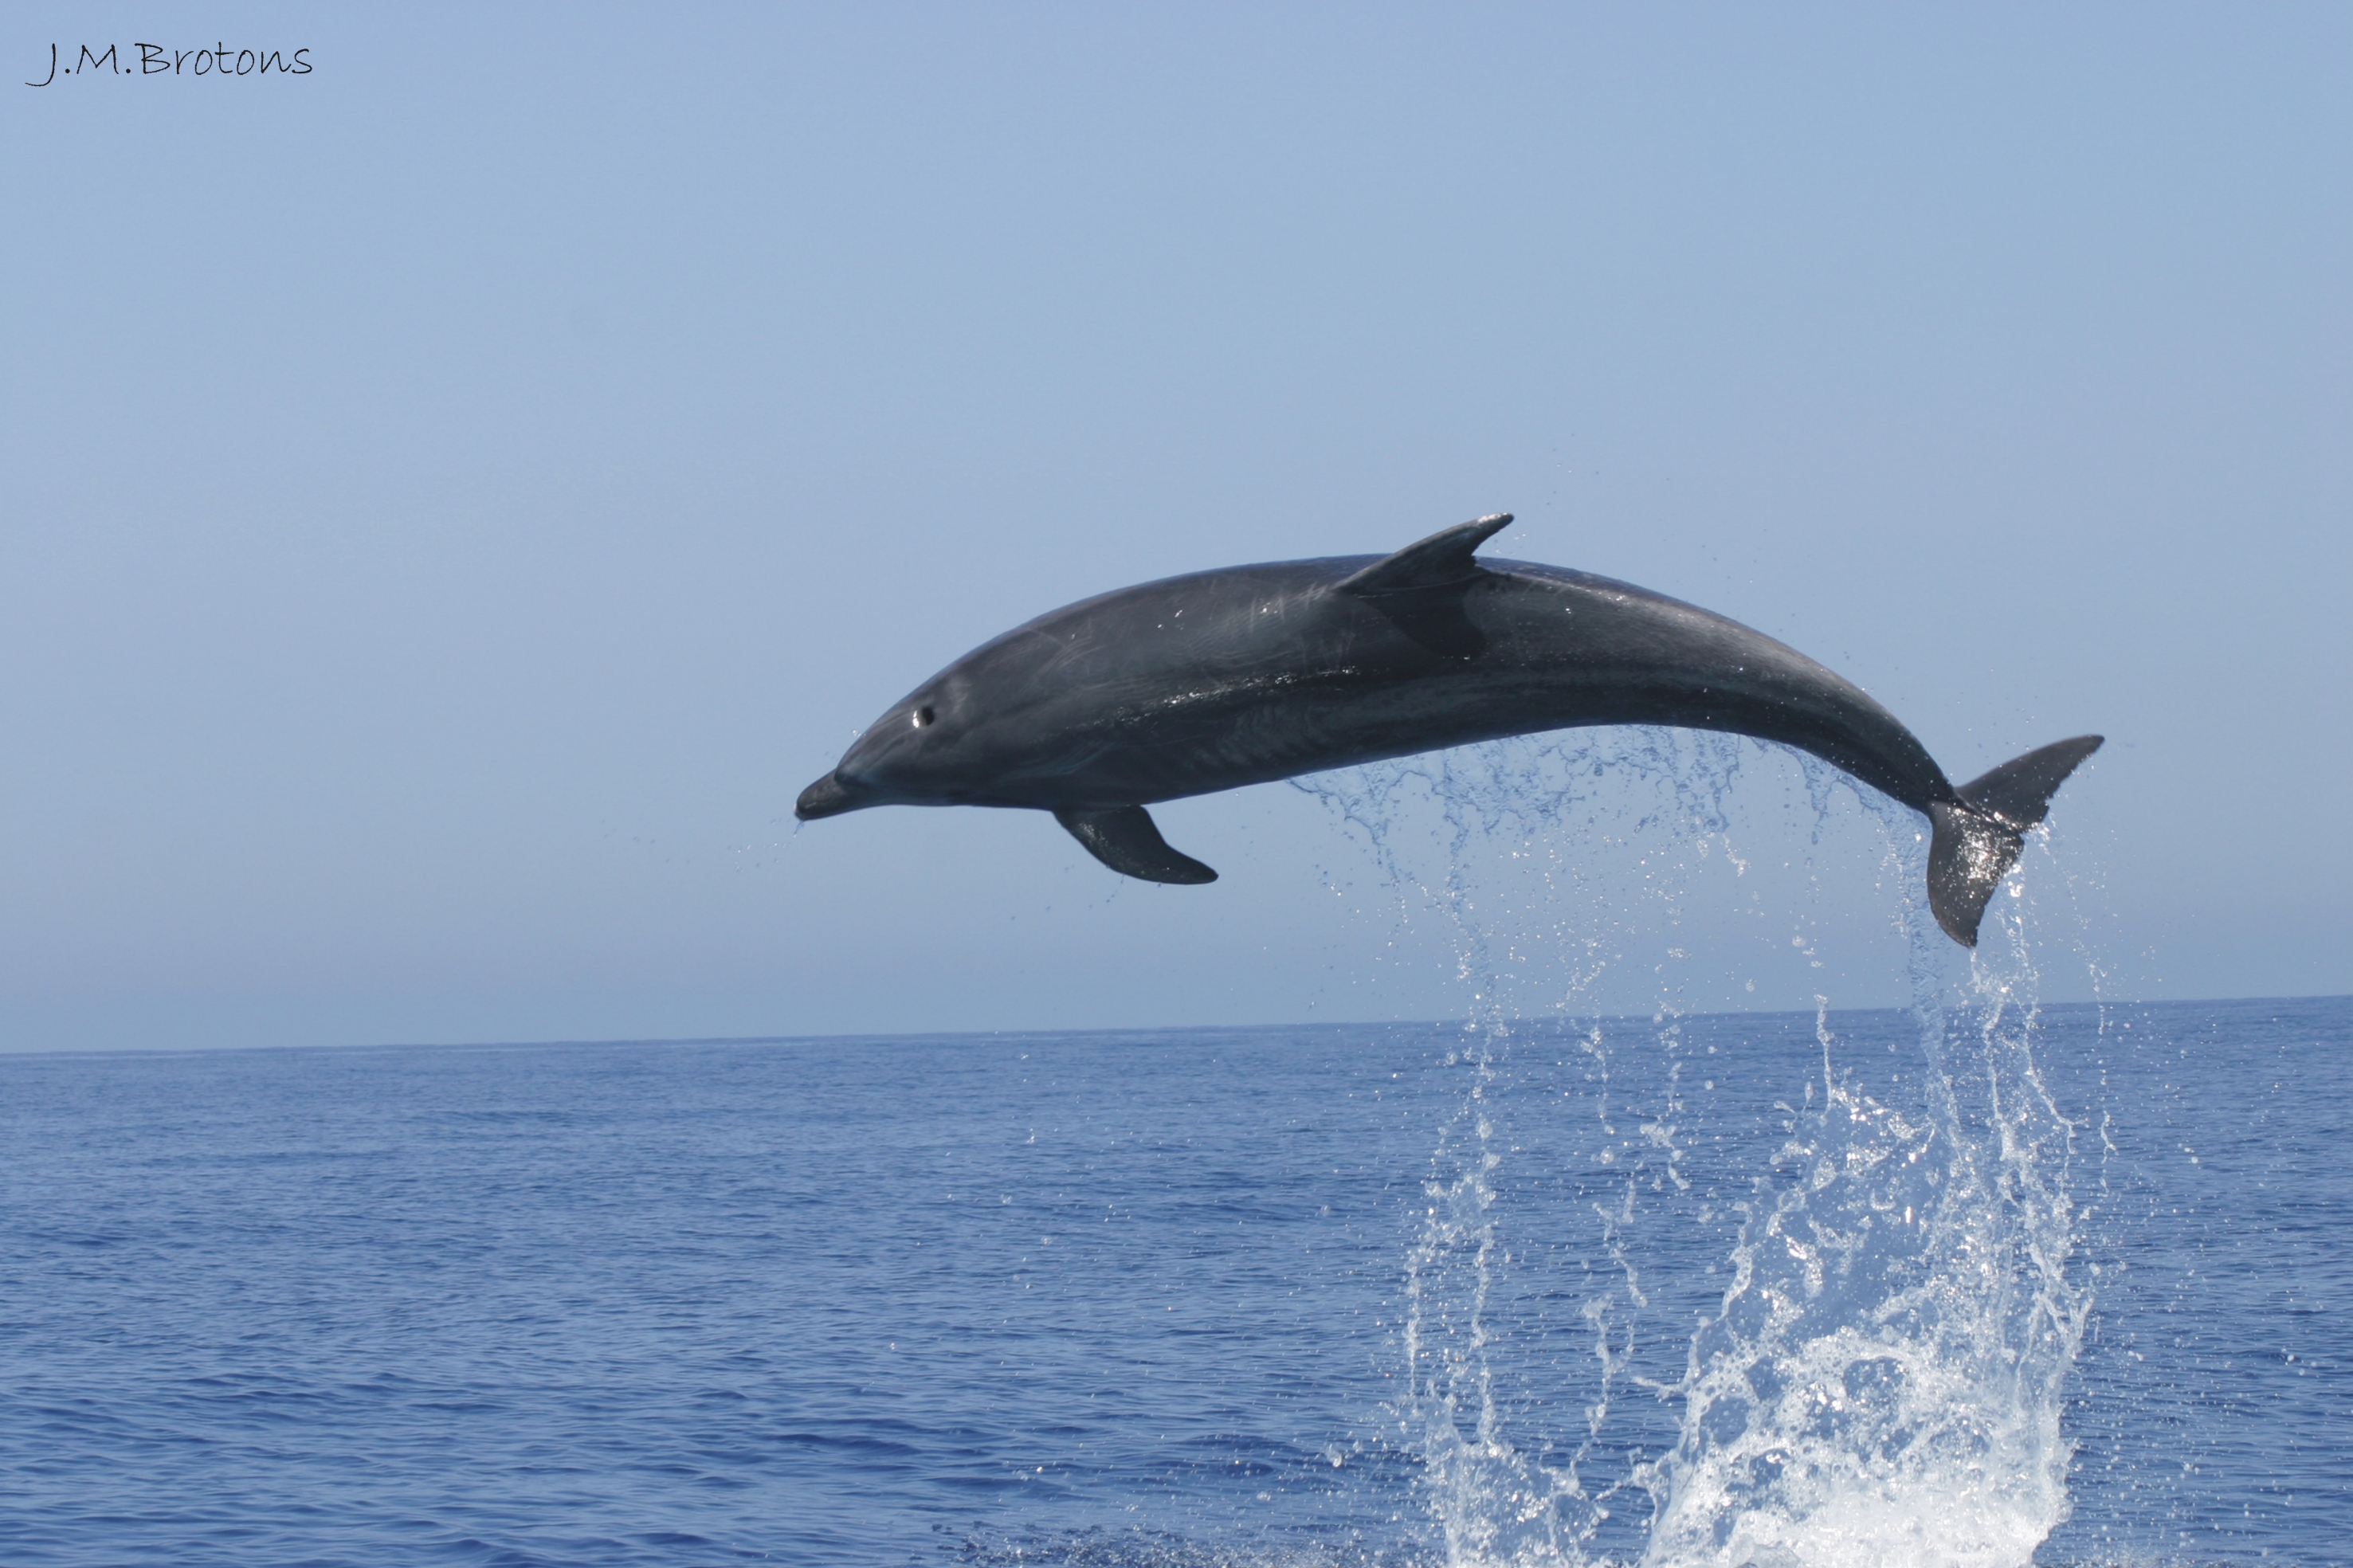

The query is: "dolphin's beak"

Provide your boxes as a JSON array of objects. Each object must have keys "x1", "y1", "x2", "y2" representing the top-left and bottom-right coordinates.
[{"x1": 794, "y1": 770, "x2": 866, "y2": 820}]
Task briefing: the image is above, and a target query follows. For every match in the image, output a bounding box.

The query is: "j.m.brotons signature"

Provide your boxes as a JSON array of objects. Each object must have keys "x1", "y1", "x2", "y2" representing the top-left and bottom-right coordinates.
[{"x1": 25, "y1": 43, "x2": 313, "y2": 86}]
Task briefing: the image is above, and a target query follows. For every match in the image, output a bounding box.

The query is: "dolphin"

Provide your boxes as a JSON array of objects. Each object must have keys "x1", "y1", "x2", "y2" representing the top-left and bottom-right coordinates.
[{"x1": 796, "y1": 514, "x2": 2099, "y2": 946}]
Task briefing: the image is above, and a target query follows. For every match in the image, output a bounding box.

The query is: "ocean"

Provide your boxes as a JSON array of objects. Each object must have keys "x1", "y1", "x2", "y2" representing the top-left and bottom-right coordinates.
[{"x1": 2, "y1": 996, "x2": 2346, "y2": 1567}]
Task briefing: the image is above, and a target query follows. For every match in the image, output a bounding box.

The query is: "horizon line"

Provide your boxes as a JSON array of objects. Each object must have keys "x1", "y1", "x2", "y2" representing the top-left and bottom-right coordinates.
[{"x1": 5, "y1": 990, "x2": 2345, "y2": 1063}]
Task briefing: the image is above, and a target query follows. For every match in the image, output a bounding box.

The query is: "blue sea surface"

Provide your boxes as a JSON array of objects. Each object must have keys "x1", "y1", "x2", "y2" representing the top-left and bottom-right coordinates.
[{"x1": 2, "y1": 997, "x2": 2346, "y2": 1566}]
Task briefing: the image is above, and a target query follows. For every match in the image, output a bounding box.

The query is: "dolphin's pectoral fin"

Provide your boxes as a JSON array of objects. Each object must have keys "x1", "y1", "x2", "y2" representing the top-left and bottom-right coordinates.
[
  {"x1": 1925, "y1": 735, "x2": 2103, "y2": 945},
  {"x1": 1336, "y1": 513, "x2": 1513, "y2": 597},
  {"x1": 1053, "y1": 806, "x2": 1218, "y2": 884}
]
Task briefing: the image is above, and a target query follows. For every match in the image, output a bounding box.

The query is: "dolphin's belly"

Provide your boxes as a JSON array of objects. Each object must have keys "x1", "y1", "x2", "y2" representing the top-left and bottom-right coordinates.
[{"x1": 1064, "y1": 665, "x2": 1810, "y2": 806}]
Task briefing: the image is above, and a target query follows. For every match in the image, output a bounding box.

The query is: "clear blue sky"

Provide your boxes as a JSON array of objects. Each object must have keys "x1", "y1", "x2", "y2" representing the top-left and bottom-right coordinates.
[{"x1": 5, "y1": 4, "x2": 2346, "y2": 1050}]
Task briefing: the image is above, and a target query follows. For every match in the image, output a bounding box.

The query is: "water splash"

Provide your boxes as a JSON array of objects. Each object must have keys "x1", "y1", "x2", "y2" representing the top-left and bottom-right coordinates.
[
  {"x1": 1299, "y1": 732, "x2": 1743, "y2": 1566},
  {"x1": 1294, "y1": 732, "x2": 2090, "y2": 1568},
  {"x1": 1638, "y1": 886, "x2": 2089, "y2": 1567}
]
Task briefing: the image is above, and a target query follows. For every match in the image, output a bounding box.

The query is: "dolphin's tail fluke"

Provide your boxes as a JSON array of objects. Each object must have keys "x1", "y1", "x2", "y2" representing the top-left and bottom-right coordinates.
[{"x1": 1925, "y1": 735, "x2": 2104, "y2": 946}]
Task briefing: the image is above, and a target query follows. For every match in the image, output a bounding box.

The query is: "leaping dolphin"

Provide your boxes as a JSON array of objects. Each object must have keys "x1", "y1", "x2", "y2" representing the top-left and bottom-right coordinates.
[{"x1": 796, "y1": 514, "x2": 2100, "y2": 946}]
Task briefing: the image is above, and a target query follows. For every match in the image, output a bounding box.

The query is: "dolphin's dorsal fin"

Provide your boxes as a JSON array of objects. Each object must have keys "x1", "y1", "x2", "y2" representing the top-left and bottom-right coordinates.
[
  {"x1": 1336, "y1": 513, "x2": 1513, "y2": 597},
  {"x1": 1053, "y1": 806, "x2": 1218, "y2": 884}
]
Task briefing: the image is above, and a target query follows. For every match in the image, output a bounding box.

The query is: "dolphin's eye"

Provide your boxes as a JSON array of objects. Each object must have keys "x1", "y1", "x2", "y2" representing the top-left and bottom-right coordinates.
[{"x1": 912, "y1": 705, "x2": 935, "y2": 728}]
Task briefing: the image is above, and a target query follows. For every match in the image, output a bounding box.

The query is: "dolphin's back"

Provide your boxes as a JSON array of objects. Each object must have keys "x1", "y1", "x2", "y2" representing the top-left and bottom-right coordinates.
[{"x1": 982, "y1": 554, "x2": 1951, "y2": 813}]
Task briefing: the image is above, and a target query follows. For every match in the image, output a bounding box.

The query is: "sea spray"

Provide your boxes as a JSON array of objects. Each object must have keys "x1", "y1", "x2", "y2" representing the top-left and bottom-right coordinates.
[
  {"x1": 1637, "y1": 825, "x2": 2088, "y2": 1568},
  {"x1": 1296, "y1": 733, "x2": 2090, "y2": 1568},
  {"x1": 1300, "y1": 730, "x2": 1789, "y2": 1565}
]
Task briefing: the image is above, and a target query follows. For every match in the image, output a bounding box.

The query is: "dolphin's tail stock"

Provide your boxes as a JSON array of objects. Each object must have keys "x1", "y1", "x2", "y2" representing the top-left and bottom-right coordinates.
[{"x1": 1924, "y1": 735, "x2": 2103, "y2": 946}]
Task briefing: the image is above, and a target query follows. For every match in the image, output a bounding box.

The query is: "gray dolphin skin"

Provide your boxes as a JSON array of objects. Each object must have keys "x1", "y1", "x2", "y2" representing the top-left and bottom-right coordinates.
[{"x1": 797, "y1": 514, "x2": 2100, "y2": 946}]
